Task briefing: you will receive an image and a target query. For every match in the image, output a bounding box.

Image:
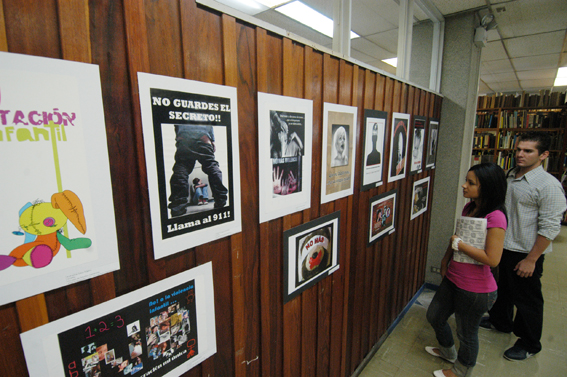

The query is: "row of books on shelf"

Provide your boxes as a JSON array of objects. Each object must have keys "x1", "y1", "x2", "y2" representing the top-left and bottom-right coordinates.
[
  {"x1": 475, "y1": 110, "x2": 565, "y2": 129},
  {"x1": 497, "y1": 131, "x2": 563, "y2": 150},
  {"x1": 471, "y1": 151, "x2": 564, "y2": 174},
  {"x1": 473, "y1": 132, "x2": 496, "y2": 149},
  {"x1": 478, "y1": 90, "x2": 567, "y2": 109}
]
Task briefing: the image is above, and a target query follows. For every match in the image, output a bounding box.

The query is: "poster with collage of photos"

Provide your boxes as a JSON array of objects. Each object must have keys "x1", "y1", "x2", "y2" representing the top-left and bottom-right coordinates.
[{"x1": 21, "y1": 263, "x2": 216, "y2": 377}]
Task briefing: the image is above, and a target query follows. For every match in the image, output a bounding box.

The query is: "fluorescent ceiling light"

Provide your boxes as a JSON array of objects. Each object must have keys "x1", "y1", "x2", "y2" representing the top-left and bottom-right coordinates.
[
  {"x1": 382, "y1": 58, "x2": 397, "y2": 67},
  {"x1": 254, "y1": 0, "x2": 287, "y2": 7},
  {"x1": 554, "y1": 67, "x2": 567, "y2": 86},
  {"x1": 276, "y1": 1, "x2": 359, "y2": 39}
]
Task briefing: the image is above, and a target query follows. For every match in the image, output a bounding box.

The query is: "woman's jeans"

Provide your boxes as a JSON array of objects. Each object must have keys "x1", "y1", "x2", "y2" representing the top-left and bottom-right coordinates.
[{"x1": 426, "y1": 278, "x2": 497, "y2": 377}]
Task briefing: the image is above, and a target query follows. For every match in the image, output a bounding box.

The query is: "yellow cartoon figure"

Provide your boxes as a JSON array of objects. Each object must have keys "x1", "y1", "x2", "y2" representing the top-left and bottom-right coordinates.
[{"x1": 0, "y1": 190, "x2": 92, "y2": 270}]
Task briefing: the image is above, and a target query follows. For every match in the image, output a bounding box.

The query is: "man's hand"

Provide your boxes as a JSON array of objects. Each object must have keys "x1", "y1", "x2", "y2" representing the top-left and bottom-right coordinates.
[{"x1": 514, "y1": 258, "x2": 536, "y2": 278}]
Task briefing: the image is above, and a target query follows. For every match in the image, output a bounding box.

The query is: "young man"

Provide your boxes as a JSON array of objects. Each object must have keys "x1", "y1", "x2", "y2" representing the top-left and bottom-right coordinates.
[{"x1": 482, "y1": 131, "x2": 566, "y2": 361}]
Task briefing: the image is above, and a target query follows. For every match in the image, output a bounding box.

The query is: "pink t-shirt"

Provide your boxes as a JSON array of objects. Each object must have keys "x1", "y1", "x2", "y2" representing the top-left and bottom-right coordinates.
[{"x1": 445, "y1": 202, "x2": 507, "y2": 293}]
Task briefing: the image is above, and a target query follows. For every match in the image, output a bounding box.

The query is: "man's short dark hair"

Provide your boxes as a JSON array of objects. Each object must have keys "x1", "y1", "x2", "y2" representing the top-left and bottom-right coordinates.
[
  {"x1": 518, "y1": 131, "x2": 551, "y2": 154},
  {"x1": 192, "y1": 177, "x2": 200, "y2": 185}
]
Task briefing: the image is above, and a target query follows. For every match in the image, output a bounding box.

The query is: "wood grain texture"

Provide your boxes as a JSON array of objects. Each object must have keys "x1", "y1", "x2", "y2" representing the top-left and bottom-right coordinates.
[{"x1": 0, "y1": 2, "x2": 442, "y2": 376}]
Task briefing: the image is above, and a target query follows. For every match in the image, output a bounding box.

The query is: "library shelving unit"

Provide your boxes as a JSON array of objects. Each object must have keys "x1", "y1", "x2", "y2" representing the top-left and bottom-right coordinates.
[{"x1": 473, "y1": 91, "x2": 567, "y2": 179}]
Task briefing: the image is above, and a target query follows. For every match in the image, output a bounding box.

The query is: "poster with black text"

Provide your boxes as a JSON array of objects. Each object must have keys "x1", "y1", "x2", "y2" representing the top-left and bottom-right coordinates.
[
  {"x1": 138, "y1": 73, "x2": 241, "y2": 259},
  {"x1": 21, "y1": 263, "x2": 216, "y2": 377}
]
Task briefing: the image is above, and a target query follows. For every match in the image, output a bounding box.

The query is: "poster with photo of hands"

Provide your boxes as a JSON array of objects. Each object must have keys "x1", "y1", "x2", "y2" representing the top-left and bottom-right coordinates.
[{"x1": 258, "y1": 92, "x2": 313, "y2": 223}]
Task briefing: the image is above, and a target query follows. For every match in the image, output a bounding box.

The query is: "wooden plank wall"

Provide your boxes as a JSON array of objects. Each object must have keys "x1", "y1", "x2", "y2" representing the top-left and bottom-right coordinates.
[{"x1": 0, "y1": 1, "x2": 442, "y2": 376}]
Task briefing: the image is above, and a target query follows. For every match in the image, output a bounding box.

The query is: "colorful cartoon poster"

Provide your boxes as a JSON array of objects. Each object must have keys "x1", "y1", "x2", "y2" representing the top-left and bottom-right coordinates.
[
  {"x1": 0, "y1": 52, "x2": 119, "y2": 306},
  {"x1": 368, "y1": 189, "x2": 397, "y2": 245},
  {"x1": 387, "y1": 112, "x2": 410, "y2": 183},
  {"x1": 321, "y1": 103, "x2": 358, "y2": 204},
  {"x1": 137, "y1": 73, "x2": 241, "y2": 259},
  {"x1": 283, "y1": 212, "x2": 340, "y2": 303},
  {"x1": 411, "y1": 176, "x2": 430, "y2": 220},
  {"x1": 410, "y1": 116, "x2": 426, "y2": 175},
  {"x1": 21, "y1": 262, "x2": 216, "y2": 377},
  {"x1": 361, "y1": 109, "x2": 387, "y2": 191},
  {"x1": 258, "y1": 92, "x2": 313, "y2": 223}
]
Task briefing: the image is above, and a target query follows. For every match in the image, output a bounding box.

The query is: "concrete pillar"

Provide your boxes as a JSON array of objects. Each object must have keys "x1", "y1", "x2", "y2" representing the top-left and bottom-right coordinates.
[{"x1": 425, "y1": 11, "x2": 482, "y2": 285}]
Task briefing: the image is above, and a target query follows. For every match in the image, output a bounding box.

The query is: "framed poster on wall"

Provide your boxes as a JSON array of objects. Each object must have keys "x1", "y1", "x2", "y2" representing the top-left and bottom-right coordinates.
[
  {"x1": 425, "y1": 119, "x2": 439, "y2": 169},
  {"x1": 368, "y1": 189, "x2": 397, "y2": 245},
  {"x1": 387, "y1": 112, "x2": 410, "y2": 182},
  {"x1": 409, "y1": 115, "x2": 426, "y2": 175},
  {"x1": 283, "y1": 211, "x2": 340, "y2": 303},
  {"x1": 0, "y1": 51, "x2": 119, "y2": 306},
  {"x1": 361, "y1": 109, "x2": 387, "y2": 191},
  {"x1": 258, "y1": 92, "x2": 313, "y2": 223},
  {"x1": 138, "y1": 73, "x2": 241, "y2": 259},
  {"x1": 21, "y1": 262, "x2": 217, "y2": 377},
  {"x1": 410, "y1": 176, "x2": 430, "y2": 220},
  {"x1": 321, "y1": 103, "x2": 358, "y2": 204}
]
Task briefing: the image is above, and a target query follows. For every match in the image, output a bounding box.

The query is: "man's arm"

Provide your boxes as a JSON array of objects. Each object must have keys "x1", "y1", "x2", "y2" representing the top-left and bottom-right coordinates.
[{"x1": 514, "y1": 235, "x2": 550, "y2": 278}]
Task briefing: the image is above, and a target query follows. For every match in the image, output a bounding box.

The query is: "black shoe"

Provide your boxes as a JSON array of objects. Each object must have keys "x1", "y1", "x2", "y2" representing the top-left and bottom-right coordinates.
[
  {"x1": 171, "y1": 207, "x2": 187, "y2": 217},
  {"x1": 479, "y1": 317, "x2": 511, "y2": 333},
  {"x1": 503, "y1": 345, "x2": 536, "y2": 361},
  {"x1": 479, "y1": 317, "x2": 494, "y2": 330}
]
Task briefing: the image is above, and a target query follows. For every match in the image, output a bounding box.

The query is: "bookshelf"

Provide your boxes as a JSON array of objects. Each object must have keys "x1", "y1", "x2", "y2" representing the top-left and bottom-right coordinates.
[{"x1": 473, "y1": 91, "x2": 567, "y2": 177}]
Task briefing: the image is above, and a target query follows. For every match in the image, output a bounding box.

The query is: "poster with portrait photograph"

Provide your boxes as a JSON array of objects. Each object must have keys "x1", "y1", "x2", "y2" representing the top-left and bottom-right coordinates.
[
  {"x1": 138, "y1": 73, "x2": 241, "y2": 259},
  {"x1": 387, "y1": 112, "x2": 410, "y2": 183},
  {"x1": 321, "y1": 103, "x2": 358, "y2": 204},
  {"x1": 21, "y1": 262, "x2": 216, "y2": 377},
  {"x1": 410, "y1": 176, "x2": 430, "y2": 220},
  {"x1": 283, "y1": 211, "x2": 340, "y2": 303},
  {"x1": 0, "y1": 51, "x2": 119, "y2": 306},
  {"x1": 258, "y1": 92, "x2": 313, "y2": 223},
  {"x1": 410, "y1": 116, "x2": 426, "y2": 175},
  {"x1": 368, "y1": 189, "x2": 397, "y2": 245},
  {"x1": 425, "y1": 119, "x2": 439, "y2": 169},
  {"x1": 361, "y1": 109, "x2": 387, "y2": 191}
]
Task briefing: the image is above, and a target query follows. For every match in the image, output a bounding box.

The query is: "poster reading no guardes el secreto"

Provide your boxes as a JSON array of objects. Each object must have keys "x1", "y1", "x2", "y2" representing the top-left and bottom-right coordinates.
[
  {"x1": 0, "y1": 51, "x2": 119, "y2": 306},
  {"x1": 138, "y1": 73, "x2": 242, "y2": 259},
  {"x1": 21, "y1": 262, "x2": 217, "y2": 377}
]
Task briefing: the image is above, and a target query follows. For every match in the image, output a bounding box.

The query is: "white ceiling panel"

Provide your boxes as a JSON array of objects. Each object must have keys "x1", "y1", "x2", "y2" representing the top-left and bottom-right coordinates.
[
  {"x1": 489, "y1": 80, "x2": 522, "y2": 92},
  {"x1": 493, "y1": 0, "x2": 567, "y2": 38},
  {"x1": 520, "y1": 78, "x2": 555, "y2": 89},
  {"x1": 482, "y1": 59, "x2": 515, "y2": 74},
  {"x1": 504, "y1": 31, "x2": 565, "y2": 58},
  {"x1": 351, "y1": 2, "x2": 397, "y2": 36},
  {"x1": 512, "y1": 54, "x2": 561, "y2": 71},
  {"x1": 481, "y1": 40, "x2": 508, "y2": 62},
  {"x1": 482, "y1": 71, "x2": 518, "y2": 83},
  {"x1": 429, "y1": 0, "x2": 485, "y2": 16},
  {"x1": 516, "y1": 69, "x2": 558, "y2": 81},
  {"x1": 360, "y1": 0, "x2": 401, "y2": 28},
  {"x1": 352, "y1": 37, "x2": 395, "y2": 60},
  {"x1": 366, "y1": 29, "x2": 399, "y2": 55}
]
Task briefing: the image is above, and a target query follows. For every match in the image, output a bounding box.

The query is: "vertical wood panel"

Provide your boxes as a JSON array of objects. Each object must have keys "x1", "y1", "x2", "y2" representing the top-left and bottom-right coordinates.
[{"x1": 0, "y1": 2, "x2": 443, "y2": 376}]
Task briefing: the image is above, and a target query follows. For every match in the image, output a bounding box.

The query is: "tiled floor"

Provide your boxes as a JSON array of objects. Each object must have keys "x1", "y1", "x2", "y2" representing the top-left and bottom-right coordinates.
[{"x1": 358, "y1": 226, "x2": 567, "y2": 377}]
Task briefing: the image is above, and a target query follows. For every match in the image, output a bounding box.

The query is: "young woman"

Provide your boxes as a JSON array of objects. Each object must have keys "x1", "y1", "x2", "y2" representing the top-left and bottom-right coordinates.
[{"x1": 426, "y1": 162, "x2": 507, "y2": 377}]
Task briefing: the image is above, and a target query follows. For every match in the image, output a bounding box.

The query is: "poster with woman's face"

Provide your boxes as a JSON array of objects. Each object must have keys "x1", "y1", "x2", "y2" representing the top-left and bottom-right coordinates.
[
  {"x1": 387, "y1": 113, "x2": 410, "y2": 183},
  {"x1": 321, "y1": 103, "x2": 358, "y2": 204}
]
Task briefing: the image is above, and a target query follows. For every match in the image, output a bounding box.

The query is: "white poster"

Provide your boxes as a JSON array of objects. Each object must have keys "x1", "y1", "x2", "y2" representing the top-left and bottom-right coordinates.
[
  {"x1": 0, "y1": 52, "x2": 119, "y2": 306},
  {"x1": 258, "y1": 92, "x2": 313, "y2": 223},
  {"x1": 21, "y1": 262, "x2": 216, "y2": 377},
  {"x1": 321, "y1": 103, "x2": 358, "y2": 204},
  {"x1": 138, "y1": 73, "x2": 241, "y2": 259}
]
